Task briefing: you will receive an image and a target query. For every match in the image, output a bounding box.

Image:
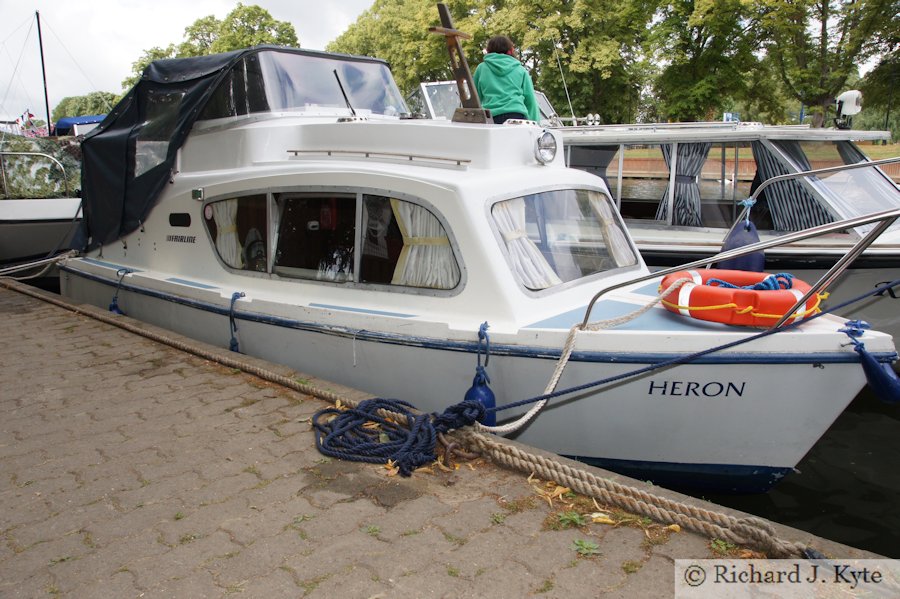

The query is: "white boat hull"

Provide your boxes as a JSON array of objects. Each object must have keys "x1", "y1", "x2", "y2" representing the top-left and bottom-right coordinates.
[
  {"x1": 61, "y1": 264, "x2": 884, "y2": 492},
  {"x1": 0, "y1": 198, "x2": 81, "y2": 265}
]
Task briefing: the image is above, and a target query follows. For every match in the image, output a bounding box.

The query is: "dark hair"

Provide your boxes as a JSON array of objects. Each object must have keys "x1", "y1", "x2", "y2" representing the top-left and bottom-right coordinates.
[{"x1": 486, "y1": 35, "x2": 514, "y2": 55}]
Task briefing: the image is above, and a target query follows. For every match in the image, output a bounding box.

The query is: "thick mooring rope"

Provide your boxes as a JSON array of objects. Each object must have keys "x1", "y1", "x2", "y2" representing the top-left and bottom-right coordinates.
[
  {"x1": 0, "y1": 278, "x2": 818, "y2": 558},
  {"x1": 459, "y1": 430, "x2": 808, "y2": 558}
]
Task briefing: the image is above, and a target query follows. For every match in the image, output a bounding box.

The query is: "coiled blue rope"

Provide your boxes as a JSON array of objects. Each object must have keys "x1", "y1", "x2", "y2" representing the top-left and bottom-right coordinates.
[
  {"x1": 312, "y1": 398, "x2": 485, "y2": 476},
  {"x1": 707, "y1": 272, "x2": 794, "y2": 291}
]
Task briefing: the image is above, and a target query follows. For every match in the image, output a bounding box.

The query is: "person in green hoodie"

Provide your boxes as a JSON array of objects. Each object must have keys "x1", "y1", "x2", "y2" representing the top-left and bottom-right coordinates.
[{"x1": 473, "y1": 35, "x2": 541, "y2": 124}]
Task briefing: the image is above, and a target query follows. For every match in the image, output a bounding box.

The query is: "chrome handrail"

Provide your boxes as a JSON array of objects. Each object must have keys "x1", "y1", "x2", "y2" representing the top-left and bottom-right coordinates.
[
  {"x1": 580, "y1": 207, "x2": 900, "y2": 328},
  {"x1": 0, "y1": 151, "x2": 71, "y2": 198}
]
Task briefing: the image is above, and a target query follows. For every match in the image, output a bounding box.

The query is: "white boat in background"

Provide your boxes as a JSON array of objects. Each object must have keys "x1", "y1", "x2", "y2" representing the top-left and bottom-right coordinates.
[
  {"x1": 58, "y1": 46, "x2": 898, "y2": 492},
  {"x1": 558, "y1": 122, "x2": 900, "y2": 341},
  {"x1": 0, "y1": 150, "x2": 82, "y2": 269}
]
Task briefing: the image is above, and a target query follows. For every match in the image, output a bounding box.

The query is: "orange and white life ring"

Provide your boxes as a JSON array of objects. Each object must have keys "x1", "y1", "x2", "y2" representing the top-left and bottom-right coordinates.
[{"x1": 658, "y1": 269, "x2": 823, "y2": 327}]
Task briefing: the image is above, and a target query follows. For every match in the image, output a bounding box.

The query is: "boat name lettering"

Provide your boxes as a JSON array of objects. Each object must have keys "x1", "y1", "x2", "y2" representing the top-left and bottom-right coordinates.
[
  {"x1": 648, "y1": 380, "x2": 745, "y2": 398},
  {"x1": 166, "y1": 235, "x2": 196, "y2": 244}
]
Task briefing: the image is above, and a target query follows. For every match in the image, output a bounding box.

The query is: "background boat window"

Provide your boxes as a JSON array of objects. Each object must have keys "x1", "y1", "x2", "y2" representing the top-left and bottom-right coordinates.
[
  {"x1": 605, "y1": 144, "x2": 669, "y2": 223},
  {"x1": 492, "y1": 189, "x2": 637, "y2": 290},
  {"x1": 204, "y1": 194, "x2": 268, "y2": 271},
  {"x1": 752, "y1": 141, "x2": 835, "y2": 231},
  {"x1": 134, "y1": 89, "x2": 186, "y2": 177},
  {"x1": 770, "y1": 140, "x2": 900, "y2": 235}
]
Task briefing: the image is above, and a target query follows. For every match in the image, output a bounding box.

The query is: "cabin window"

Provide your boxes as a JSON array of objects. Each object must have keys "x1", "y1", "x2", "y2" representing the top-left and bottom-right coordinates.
[
  {"x1": 204, "y1": 194, "x2": 268, "y2": 271},
  {"x1": 271, "y1": 193, "x2": 460, "y2": 289},
  {"x1": 492, "y1": 189, "x2": 637, "y2": 290},
  {"x1": 134, "y1": 89, "x2": 185, "y2": 177},
  {"x1": 274, "y1": 194, "x2": 357, "y2": 281}
]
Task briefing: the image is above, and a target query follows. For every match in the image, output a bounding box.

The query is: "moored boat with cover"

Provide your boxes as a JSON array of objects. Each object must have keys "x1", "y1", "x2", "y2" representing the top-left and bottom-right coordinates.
[{"x1": 59, "y1": 45, "x2": 898, "y2": 492}]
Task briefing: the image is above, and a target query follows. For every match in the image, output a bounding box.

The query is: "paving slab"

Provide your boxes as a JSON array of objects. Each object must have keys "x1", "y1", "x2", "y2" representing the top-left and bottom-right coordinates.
[{"x1": 0, "y1": 282, "x2": 880, "y2": 598}]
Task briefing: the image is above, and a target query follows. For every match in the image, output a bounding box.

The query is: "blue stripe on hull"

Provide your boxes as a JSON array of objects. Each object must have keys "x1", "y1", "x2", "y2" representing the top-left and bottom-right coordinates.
[
  {"x1": 568, "y1": 455, "x2": 793, "y2": 494},
  {"x1": 60, "y1": 265, "x2": 897, "y2": 366}
]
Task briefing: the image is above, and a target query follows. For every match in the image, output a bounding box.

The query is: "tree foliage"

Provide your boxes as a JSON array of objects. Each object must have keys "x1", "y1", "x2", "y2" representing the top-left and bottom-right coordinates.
[
  {"x1": 758, "y1": 0, "x2": 896, "y2": 126},
  {"x1": 113, "y1": 0, "x2": 897, "y2": 129},
  {"x1": 651, "y1": 0, "x2": 759, "y2": 121},
  {"x1": 51, "y1": 92, "x2": 118, "y2": 122},
  {"x1": 121, "y1": 3, "x2": 297, "y2": 89}
]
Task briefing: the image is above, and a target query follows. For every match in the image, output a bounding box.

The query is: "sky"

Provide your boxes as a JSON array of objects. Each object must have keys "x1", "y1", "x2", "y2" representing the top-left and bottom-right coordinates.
[{"x1": 0, "y1": 0, "x2": 374, "y2": 122}]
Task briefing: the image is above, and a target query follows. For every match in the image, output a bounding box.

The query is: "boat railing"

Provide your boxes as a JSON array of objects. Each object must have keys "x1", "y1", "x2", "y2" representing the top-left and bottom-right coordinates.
[
  {"x1": 581, "y1": 205, "x2": 900, "y2": 328},
  {"x1": 0, "y1": 151, "x2": 71, "y2": 198}
]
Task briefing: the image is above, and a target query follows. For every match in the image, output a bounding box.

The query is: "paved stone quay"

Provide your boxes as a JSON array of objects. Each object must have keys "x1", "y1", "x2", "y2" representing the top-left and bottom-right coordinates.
[{"x1": 0, "y1": 282, "x2": 877, "y2": 598}]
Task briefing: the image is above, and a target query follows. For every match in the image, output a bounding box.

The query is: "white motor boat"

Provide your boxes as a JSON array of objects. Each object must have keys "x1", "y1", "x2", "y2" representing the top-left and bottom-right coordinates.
[
  {"x1": 0, "y1": 149, "x2": 82, "y2": 274},
  {"x1": 59, "y1": 47, "x2": 898, "y2": 492}
]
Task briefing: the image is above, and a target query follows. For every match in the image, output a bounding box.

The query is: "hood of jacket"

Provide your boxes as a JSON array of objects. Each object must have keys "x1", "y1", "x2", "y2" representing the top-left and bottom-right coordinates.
[{"x1": 481, "y1": 53, "x2": 522, "y2": 77}]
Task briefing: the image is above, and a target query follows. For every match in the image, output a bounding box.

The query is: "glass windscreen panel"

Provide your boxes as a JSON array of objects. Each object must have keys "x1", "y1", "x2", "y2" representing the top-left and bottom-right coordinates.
[
  {"x1": 423, "y1": 82, "x2": 460, "y2": 119},
  {"x1": 492, "y1": 189, "x2": 637, "y2": 290},
  {"x1": 199, "y1": 51, "x2": 409, "y2": 120},
  {"x1": 771, "y1": 140, "x2": 900, "y2": 234}
]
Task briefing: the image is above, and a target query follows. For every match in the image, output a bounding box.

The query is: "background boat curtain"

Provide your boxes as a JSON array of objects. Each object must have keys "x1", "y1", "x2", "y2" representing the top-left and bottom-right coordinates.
[
  {"x1": 566, "y1": 145, "x2": 619, "y2": 192},
  {"x1": 389, "y1": 199, "x2": 459, "y2": 289},
  {"x1": 492, "y1": 198, "x2": 562, "y2": 289},
  {"x1": 587, "y1": 195, "x2": 637, "y2": 266},
  {"x1": 752, "y1": 141, "x2": 833, "y2": 231},
  {"x1": 654, "y1": 142, "x2": 710, "y2": 226},
  {"x1": 213, "y1": 198, "x2": 242, "y2": 268}
]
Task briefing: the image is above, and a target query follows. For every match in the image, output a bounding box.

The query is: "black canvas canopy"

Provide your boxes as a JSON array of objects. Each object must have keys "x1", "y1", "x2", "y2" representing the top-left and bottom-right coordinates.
[{"x1": 80, "y1": 46, "x2": 400, "y2": 250}]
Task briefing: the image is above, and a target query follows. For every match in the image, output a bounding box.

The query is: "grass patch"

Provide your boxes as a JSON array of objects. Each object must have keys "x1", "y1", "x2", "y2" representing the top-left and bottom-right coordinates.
[
  {"x1": 572, "y1": 539, "x2": 601, "y2": 558},
  {"x1": 364, "y1": 525, "x2": 381, "y2": 537},
  {"x1": 622, "y1": 560, "x2": 642, "y2": 574}
]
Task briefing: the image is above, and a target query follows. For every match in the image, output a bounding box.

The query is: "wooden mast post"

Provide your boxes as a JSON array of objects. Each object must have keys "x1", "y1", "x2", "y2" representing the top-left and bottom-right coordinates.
[{"x1": 428, "y1": 3, "x2": 491, "y2": 124}]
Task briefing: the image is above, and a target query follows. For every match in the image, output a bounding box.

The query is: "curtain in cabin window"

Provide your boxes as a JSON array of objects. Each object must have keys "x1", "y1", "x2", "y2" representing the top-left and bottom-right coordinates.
[
  {"x1": 567, "y1": 145, "x2": 619, "y2": 192},
  {"x1": 654, "y1": 142, "x2": 711, "y2": 226},
  {"x1": 588, "y1": 194, "x2": 637, "y2": 266},
  {"x1": 213, "y1": 199, "x2": 242, "y2": 268},
  {"x1": 390, "y1": 199, "x2": 460, "y2": 289},
  {"x1": 752, "y1": 142, "x2": 833, "y2": 231},
  {"x1": 492, "y1": 198, "x2": 562, "y2": 289}
]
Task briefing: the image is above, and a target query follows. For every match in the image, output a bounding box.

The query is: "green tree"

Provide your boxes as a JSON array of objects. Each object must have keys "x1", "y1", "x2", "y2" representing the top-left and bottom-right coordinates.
[
  {"x1": 758, "y1": 0, "x2": 896, "y2": 127},
  {"x1": 328, "y1": 0, "x2": 658, "y2": 124},
  {"x1": 178, "y1": 15, "x2": 221, "y2": 56},
  {"x1": 122, "y1": 45, "x2": 177, "y2": 90},
  {"x1": 52, "y1": 92, "x2": 118, "y2": 122},
  {"x1": 328, "y1": 0, "x2": 474, "y2": 94},
  {"x1": 209, "y1": 3, "x2": 298, "y2": 54},
  {"x1": 651, "y1": 0, "x2": 759, "y2": 121},
  {"x1": 122, "y1": 4, "x2": 298, "y2": 90}
]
